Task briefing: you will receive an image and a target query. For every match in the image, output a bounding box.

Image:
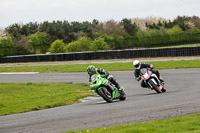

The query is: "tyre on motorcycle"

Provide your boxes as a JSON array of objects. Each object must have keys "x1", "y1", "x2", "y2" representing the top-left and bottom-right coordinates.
[
  {"x1": 149, "y1": 80, "x2": 162, "y2": 93},
  {"x1": 119, "y1": 90, "x2": 126, "y2": 101},
  {"x1": 97, "y1": 87, "x2": 113, "y2": 103}
]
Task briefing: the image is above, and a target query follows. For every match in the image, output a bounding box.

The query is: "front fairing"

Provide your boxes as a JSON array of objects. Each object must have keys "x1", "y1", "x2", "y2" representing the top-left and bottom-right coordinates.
[
  {"x1": 90, "y1": 74, "x2": 108, "y2": 91},
  {"x1": 90, "y1": 74, "x2": 119, "y2": 99},
  {"x1": 140, "y1": 68, "x2": 152, "y2": 80}
]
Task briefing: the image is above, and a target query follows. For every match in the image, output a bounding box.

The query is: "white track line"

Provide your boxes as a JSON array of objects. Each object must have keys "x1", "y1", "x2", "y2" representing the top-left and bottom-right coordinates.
[{"x1": 0, "y1": 72, "x2": 39, "y2": 74}]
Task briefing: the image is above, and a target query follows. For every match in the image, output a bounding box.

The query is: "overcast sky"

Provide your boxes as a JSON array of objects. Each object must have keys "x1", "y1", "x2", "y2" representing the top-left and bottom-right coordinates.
[{"x1": 0, "y1": 0, "x2": 200, "y2": 28}]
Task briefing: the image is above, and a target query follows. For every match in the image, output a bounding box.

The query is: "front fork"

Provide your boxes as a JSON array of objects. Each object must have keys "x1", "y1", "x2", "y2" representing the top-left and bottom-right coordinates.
[
  {"x1": 147, "y1": 78, "x2": 163, "y2": 90},
  {"x1": 106, "y1": 83, "x2": 119, "y2": 99},
  {"x1": 95, "y1": 82, "x2": 119, "y2": 99}
]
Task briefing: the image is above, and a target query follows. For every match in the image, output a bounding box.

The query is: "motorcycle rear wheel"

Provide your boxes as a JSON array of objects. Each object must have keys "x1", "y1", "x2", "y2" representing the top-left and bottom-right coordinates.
[
  {"x1": 119, "y1": 90, "x2": 126, "y2": 101},
  {"x1": 161, "y1": 88, "x2": 166, "y2": 92}
]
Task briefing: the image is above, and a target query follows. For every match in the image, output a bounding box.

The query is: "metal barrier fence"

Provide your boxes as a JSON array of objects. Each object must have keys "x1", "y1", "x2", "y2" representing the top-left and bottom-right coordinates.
[{"x1": 0, "y1": 46, "x2": 200, "y2": 63}]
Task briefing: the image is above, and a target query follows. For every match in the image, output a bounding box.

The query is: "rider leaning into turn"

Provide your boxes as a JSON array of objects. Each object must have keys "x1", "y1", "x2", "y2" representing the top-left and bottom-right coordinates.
[
  {"x1": 133, "y1": 60, "x2": 164, "y2": 88},
  {"x1": 87, "y1": 65, "x2": 123, "y2": 92}
]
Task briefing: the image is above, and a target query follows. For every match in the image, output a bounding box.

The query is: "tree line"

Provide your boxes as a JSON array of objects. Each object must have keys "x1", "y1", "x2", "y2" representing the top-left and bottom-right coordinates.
[{"x1": 0, "y1": 15, "x2": 200, "y2": 56}]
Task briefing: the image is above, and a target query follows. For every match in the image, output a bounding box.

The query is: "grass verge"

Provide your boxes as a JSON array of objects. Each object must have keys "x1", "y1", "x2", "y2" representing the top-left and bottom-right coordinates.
[
  {"x1": 0, "y1": 83, "x2": 94, "y2": 116},
  {"x1": 67, "y1": 113, "x2": 200, "y2": 133},
  {"x1": 155, "y1": 43, "x2": 200, "y2": 48},
  {"x1": 0, "y1": 60, "x2": 200, "y2": 73}
]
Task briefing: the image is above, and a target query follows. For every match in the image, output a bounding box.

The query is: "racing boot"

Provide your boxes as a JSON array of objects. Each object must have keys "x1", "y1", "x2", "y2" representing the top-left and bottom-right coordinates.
[
  {"x1": 117, "y1": 85, "x2": 124, "y2": 93},
  {"x1": 109, "y1": 78, "x2": 123, "y2": 92},
  {"x1": 115, "y1": 84, "x2": 125, "y2": 94},
  {"x1": 159, "y1": 76, "x2": 164, "y2": 83},
  {"x1": 154, "y1": 70, "x2": 164, "y2": 83},
  {"x1": 110, "y1": 78, "x2": 126, "y2": 98},
  {"x1": 159, "y1": 76, "x2": 166, "y2": 92}
]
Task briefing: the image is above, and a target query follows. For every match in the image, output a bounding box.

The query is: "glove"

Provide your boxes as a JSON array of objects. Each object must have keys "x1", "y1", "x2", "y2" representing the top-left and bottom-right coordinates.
[
  {"x1": 103, "y1": 72, "x2": 110, "y2": 79},
  {"x1": 150, "y1": 65, "x2": 154, "y2": 69},
  {"x1": 91, "y1": 86, "x2": 96, "y2": 90},
  {"x1": 102, "y1": 75, "x2": 106, "y2": 79},
  {"x1": 107, "y1": 75, "x2": 113, "y2": 80},
  {"x1": 136, "y1": 77, "x2": 141, "y2": 81}
]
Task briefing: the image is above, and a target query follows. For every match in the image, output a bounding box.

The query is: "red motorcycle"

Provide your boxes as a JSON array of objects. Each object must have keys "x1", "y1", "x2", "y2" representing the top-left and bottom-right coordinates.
[{"x1": 139, "y1": 68, "x2": 166, "y2": 93}]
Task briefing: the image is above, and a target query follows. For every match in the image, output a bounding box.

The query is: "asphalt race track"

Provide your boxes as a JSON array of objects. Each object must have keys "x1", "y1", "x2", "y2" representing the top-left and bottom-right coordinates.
[{"x1": 0, "y1": 68, "x2": 200, "y2": 133}]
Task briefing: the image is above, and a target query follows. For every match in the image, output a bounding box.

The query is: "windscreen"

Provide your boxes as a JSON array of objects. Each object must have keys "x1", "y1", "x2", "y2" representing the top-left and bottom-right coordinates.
[
  {"x1": 140, "y1": 68, "x2": 147, "y2": 75},
  {"x1": 91, "y1": 74, "x2": 98, "y2": 82}
]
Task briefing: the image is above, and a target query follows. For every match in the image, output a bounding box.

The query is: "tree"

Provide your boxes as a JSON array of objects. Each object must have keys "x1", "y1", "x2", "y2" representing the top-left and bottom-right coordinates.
[
  {"x1": 19, "y1": 22, "x2": 39, "y2": 36},
  {"x1": 100, "y1": 20, "x2": 124, "y2": 35},
  {"x1": 121, "y1": 18, "x2": 139, "y2": 36},
  {"x1": 15, "y1": 35, "x2": 33, "y2": 55},
  {"x1": 0, "y1": 37, "x2": 15, "y2": 56},
  {"x1": 28, "y1": 32, "x2": 50, "y2": 54},
  {"x1": 49, "y1": 40, "x2": 65, "y2": 53},
  {"x1": 65, "y1": 37, "x2": 92, "y2": 52},
  {"x1": 90, "y1": 38, "x2": 109, "y2": 51},
  {"x1": 166, "y1": 25, "x2": 184, "y2": 43},
  {"x1": 5, "y1": 23, "x2": 22, "y2": 39},
  {"x1": 188, "y1": 16, "x2": 200, "y2": 29},
  {"x1": 173, "y1": 16, "x2": 191, "y2": 31}
]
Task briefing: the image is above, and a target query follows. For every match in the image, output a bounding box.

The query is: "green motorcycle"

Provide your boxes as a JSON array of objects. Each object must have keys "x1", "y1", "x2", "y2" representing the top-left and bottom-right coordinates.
[{"x1": 90, "y1": 74, "x2": 126, "y2": 103}]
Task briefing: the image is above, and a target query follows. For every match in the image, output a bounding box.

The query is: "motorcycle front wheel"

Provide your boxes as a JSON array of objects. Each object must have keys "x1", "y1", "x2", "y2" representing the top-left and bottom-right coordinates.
[
  {"x1": 149, "y1": 80, "x2": 162, "y2": 93},
  {"x1": 98, "y1": 87, "x2": 113, "y2": 103}
]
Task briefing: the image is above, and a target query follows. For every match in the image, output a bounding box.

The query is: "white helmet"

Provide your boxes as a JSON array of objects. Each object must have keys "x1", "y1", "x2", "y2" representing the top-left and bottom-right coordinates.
[{"x1": 133, "y1": 60, "x2": 141, "y2": 69}]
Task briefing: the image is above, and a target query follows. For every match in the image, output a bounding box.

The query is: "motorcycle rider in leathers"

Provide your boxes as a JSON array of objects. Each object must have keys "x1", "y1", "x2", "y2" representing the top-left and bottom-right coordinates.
[
  {"x1": 133, "y1": 60, "x2": 164, "y2": 88},
  {"x1": 87, "y1": 65, "x2": 123, "y2": 92}
]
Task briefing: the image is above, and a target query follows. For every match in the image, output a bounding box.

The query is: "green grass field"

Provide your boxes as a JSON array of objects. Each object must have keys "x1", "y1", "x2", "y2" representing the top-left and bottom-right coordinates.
[
  {"x1": 155, "y1": 43, "x2": 200, "y2": 49},
  {"x1": 67, "y1": 113, "x2": 200, "y2": 133},
  {"x1": 0, "y1": 59, "x2": 200, "y2": 73},
  {"x1": 0, "y1": 83, "x2": 93, "y2": 116}
]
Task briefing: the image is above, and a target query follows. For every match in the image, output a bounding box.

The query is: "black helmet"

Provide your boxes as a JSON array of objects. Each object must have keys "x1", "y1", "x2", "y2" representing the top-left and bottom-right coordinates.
[{"x1": 87, "y1": 65, "x2": 96, "y2": 75}]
